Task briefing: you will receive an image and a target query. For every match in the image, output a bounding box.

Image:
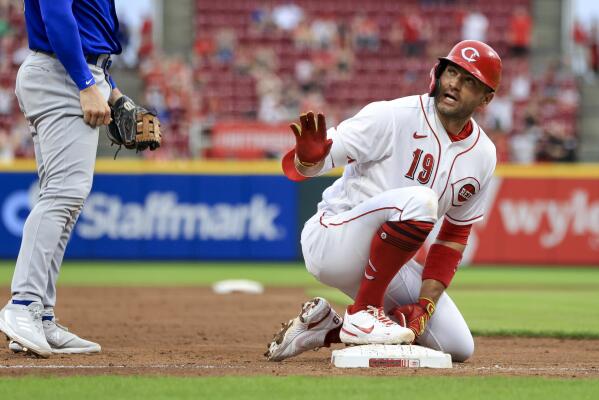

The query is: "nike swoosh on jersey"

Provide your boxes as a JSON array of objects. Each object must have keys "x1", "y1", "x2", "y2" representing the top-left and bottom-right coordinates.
[
  {"x1": 412, "y1": 132, "x2": 428, "y2": 139},
  {"x1": 351, "y1": 323, "x2": 375, "y2": 334}
]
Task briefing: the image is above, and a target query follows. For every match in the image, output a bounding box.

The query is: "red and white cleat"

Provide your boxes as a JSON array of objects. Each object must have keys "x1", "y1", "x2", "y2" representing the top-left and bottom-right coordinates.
[
  {"x1": 339, "y1": 306, "x2": 415, "y2": 345},
  {"x1": 265, "y1": 297, "x2": 341, "y2": 362}
]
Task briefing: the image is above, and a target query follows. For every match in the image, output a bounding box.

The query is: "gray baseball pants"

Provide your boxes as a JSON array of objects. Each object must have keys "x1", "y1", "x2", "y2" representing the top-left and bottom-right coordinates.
[{"x1": 11, "y1": 52, "x2": 111, "y2": 308}]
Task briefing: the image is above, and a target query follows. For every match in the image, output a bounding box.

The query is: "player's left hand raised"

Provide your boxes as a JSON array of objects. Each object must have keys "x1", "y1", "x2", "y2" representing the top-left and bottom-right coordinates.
[{"x1": 290, "y1": 111, "x2": 332, "y2": 166}]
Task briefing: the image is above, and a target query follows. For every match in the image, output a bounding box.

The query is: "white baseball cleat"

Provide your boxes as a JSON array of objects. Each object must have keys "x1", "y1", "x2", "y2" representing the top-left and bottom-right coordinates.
[
  {"x1": 8, "y1": 317, "x2": 101, "y2": 354},
  {"x1": 339, "y1": 305, "x2": 415, "y2": 345},
  {"x1": 0, "y1": 301, "x2": 52, "y2": 358},
  {"x1": 265, "y1": 297, "x2": 342, "y2": 362}
]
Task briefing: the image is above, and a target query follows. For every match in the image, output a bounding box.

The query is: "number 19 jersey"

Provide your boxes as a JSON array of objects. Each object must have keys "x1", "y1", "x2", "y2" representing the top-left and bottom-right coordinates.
[{"x1": 318, "y1": 94, "x2": 497, "y2": 226}]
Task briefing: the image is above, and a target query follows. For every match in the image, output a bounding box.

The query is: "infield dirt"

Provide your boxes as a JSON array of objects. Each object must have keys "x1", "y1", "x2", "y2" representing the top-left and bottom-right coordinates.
[{"x1": 0, "y1": 287, "x2": 597, "y2": 378}]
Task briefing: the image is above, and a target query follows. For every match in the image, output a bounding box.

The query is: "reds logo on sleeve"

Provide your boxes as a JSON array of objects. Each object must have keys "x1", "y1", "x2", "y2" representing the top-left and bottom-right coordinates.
[{"x1": 451, "y1": 177, "x2": 481, "y2": 206}]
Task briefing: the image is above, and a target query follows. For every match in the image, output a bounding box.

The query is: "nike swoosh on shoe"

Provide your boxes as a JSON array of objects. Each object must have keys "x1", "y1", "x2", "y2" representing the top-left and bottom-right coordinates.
[{"x1": 351, "y1": 323, "x2": 374, "y2": 334}]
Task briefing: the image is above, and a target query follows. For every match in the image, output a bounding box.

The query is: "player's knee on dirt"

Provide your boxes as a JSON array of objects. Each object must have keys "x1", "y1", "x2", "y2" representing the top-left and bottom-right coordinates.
[
  {"x1": 451, "y1": 344, "x2": 474, "y2": 363},
  {"x1": 401, "y1": 186, "x2": 438, "y2": 222},
  {"x1": 418, "y1": 315, "x2": 474, "y2": 362},
  {"x1": 444, "y1": 333, "x2": 474, "y2": 362}
]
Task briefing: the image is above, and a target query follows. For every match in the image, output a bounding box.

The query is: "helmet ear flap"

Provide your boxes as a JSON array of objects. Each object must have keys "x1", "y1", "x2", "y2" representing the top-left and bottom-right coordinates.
[{"x1": 428, "y1": 61, "x2": 445, "y2": 97}]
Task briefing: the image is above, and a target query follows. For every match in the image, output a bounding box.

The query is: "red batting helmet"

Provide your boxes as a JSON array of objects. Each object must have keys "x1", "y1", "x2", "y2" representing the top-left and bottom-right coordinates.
[{"x1": 428, "y1": 40, "x2": 502, "y2": 96}]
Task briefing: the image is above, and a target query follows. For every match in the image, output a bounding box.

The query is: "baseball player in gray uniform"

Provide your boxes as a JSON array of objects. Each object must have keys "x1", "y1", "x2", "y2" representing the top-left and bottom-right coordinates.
[{"x1": 0, "y1": 0, "x2": 154, "y2": 357}]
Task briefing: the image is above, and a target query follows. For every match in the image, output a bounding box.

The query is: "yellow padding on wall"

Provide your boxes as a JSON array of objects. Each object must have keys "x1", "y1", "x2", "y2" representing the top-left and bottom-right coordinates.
[{"x1": 1, "y1": 159, "x2": 598, "y2": 178}]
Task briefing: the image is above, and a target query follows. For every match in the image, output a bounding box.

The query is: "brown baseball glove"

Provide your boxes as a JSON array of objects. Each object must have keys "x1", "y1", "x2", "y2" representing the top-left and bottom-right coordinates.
[{"x1": 107, "y1": 95, "x2": 162, "y2": 157}]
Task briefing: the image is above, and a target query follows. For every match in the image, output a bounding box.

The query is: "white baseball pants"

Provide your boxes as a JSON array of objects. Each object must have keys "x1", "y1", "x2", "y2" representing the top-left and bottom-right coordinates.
[{"x1": 301, "y1": 186, "x2": 474, "y2": 361}]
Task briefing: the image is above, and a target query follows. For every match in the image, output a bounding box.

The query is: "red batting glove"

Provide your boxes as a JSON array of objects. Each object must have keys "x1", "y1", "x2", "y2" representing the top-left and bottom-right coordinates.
[
  {"x1": 389, "y1": 297, "x2": 436, "y2": 340},
  {"x1": 290, "y1": 111, "x2": 333, "y2": 166}
]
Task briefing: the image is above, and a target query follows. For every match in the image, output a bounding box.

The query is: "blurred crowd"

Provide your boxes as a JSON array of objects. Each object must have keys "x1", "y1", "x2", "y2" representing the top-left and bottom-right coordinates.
[
  {"x1": 0, "y1": 0, "x2": 583, "y2": 163},
  {"x1": 571, "y1": 18, "x2": 599, "y2": 83},
  {"x1": 0, "y1": 1, "x2": 31, "y2": 160}
]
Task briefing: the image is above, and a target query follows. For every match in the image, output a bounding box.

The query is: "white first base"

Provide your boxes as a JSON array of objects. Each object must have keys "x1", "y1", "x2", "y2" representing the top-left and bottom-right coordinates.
[{"x1": 331, "y1": 345, "x2": 452, "y2": 368}]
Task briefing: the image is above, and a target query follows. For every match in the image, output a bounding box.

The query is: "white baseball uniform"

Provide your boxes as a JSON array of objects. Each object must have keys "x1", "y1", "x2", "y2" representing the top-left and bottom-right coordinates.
[{"x1": 300, "y1": 94, "x2": 496, "y2": 361}]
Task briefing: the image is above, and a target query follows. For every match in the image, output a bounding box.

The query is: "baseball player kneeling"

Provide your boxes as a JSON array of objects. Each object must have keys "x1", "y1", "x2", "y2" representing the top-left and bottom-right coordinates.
[{"x1": 266, "y1": 40, "x2": 501, "y2": 363}]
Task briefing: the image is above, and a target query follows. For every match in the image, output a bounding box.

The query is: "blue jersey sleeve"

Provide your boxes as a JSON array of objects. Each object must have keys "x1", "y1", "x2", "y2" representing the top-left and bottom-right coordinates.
[
  {"x1": 39, "y1": 0, "x2": 95, "y2": 91},
  {"x1": 107, "y1": 74, "x2": 117, "y2": 90}
]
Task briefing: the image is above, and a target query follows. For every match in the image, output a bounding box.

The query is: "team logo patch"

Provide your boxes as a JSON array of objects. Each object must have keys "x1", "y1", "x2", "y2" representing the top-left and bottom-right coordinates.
[
  {"x1": 451, "y1": 177, "x2": 480, "y2": 206},
  {"x1": 458, "y1": 184, "x2": 475, "y2": 202},
  {"x1": 461, "y1": 47, "x2": 480, "y2": 63}
]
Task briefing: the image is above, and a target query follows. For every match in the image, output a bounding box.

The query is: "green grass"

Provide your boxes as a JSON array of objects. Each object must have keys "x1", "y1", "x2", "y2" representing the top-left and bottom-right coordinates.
[
  {"x1": 0, "y1": 264, "x2": 598, "y2": 395},
  {"x1": 1, "y1": 261, "x2": 599, "y2": 339},
  {"x1": 451, "y1": 266, "x2": 599, "y2": 289},
  {"x1": 451, "y1": 290, "x2": 599, "y2": 338},
  {"x1": 1, "y1": 261, "x2": 596, "y2": 288},
  {"x1": 317, "y1": 287, "x2": 599, "y2": 339},
  {"x1": 442, "y1": 266, "x2": 599, "y2": 338},
  {"x1": 0, "y1": 261, "x2": 317, "y2": 286},
  {"x1": 308, "y1": 265, "x2": 599, "y2": 339},
  {"x1": 0, "y1": 376, "x2": 598, "y2": 400}
]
